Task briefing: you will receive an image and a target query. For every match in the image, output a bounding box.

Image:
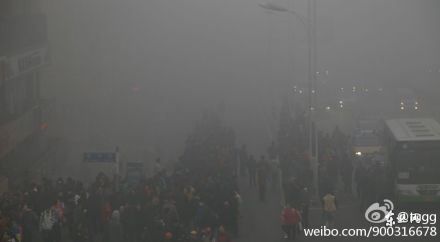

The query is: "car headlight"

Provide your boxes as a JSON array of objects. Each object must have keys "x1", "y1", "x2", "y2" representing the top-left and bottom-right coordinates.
[
  {"x1": 414, "y1": 106, "x2": 418, "y2": 110},
  {"x1": 400, "y1": 106, "x2": 404, "y2": 110},
  {"x1": 355, "y1": 151, "x2": 362, "y2": 156}
]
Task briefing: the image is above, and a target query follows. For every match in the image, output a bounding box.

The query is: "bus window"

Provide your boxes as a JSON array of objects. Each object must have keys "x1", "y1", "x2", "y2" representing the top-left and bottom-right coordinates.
[{"x1": 395, "y1": 148, "x2": 440, "y2": 184}]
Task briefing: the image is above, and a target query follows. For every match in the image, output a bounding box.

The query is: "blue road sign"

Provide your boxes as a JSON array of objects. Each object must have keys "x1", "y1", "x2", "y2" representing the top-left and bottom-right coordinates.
[
  {"x1": 126, "y1": 162, "x2": 144, "y2": 185},
  {"x1": 83, "y1": 152, "x2": 116, "y2": 163}
]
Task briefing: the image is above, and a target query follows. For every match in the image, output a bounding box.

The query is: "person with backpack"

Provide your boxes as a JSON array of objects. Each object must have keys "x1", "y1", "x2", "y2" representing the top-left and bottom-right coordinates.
[{"x1": 280, "y1": 203, "x2": 301, "y2": 240}]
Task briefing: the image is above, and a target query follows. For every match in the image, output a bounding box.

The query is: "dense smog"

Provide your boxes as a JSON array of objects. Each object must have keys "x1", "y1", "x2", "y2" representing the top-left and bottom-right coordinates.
[{"x1": 1, "y1": 0, "x2": 440, "y2": 241}]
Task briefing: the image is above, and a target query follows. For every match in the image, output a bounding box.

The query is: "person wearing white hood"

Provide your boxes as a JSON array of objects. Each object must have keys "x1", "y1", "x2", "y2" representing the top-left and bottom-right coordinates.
[{"x1": 107, "y1": 210, "x2": 123, "y2": 242}]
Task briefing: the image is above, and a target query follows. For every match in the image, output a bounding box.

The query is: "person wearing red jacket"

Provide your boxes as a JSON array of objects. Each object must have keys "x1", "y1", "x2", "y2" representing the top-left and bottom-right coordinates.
[
  {"x1": 280, "y1": 203, "x2": 301, "y2": 240},
  {"x1": 217, "y1": 225, "x2": 233, "y2": 242},
  {"x1": 101, "y1": 201, "x2": 112, "y2": 224}
]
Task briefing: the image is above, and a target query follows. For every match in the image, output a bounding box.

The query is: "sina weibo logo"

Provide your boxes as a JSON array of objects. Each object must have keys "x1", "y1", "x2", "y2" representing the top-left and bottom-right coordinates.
[{"x1": 365, "y1": 199, "x2": 394, "y2": 224}]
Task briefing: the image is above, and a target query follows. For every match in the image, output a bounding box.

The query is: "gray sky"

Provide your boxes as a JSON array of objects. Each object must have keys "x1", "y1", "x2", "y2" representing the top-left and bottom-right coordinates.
[{"x1": 41, "y1": 0, "x2": 440, "y2": 164}]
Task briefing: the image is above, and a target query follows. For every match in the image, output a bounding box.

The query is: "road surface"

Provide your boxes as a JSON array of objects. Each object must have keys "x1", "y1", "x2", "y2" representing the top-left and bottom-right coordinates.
[{"x1": 237, "y1": 175, "x2": 439, "y2": 242}]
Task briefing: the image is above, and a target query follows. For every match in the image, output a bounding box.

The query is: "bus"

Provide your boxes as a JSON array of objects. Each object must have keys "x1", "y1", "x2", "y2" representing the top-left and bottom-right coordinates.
[
  {"x1": 384, "y1": 118, "x2": 440, "y2": 203},
  {"x1": 396, "y1": 88, "x2": 419, "y2": 111},
  {"x1": 352, "y1": 119, "x2": 383, "y2": 157}
]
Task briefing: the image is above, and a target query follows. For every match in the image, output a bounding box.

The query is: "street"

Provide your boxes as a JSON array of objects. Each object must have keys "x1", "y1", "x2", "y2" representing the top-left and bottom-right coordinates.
[
  {"x1": 237, "y1": 175, "x2": 439, "y2": 242},
  {"x1": 2, "y1": 1, "x2": 440, "y2": 242}
]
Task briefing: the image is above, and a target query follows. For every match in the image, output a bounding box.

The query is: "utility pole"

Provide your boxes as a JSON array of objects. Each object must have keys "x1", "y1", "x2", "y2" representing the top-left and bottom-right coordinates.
[
  {"x1": 257, "y1": 0, "x2": 319, "y2": 195},
  {"x1": 307, "y1": 0, "x2": 313, "y2": 160},
  {"x1": 312, "y1": 0, "x2": 318, "y2": 157},
  {"x1": 307, "y1": 0, "x2": 319, "y2": 197}
]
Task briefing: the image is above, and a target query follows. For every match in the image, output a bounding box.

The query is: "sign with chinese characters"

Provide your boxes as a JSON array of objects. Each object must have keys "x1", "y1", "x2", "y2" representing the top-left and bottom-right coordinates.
[
  {"x1": 5, "y1": 46, "x2": 49, "y2": 80},
  {"x1": 83, "y1": 152, "x2": 116, "y2": 163}
]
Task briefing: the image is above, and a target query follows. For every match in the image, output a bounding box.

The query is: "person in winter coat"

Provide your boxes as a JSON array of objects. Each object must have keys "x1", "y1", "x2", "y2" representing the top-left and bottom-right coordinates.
[
  {"x1": 281, "y1": 204, "x2": 301, "y2": 240},
  {"x1": 121, "y1": 203, "x2": 137, "y2": 241},
  {"x1": 257, "y1": 157, "x2": 268, "y2": 201},
  {"x1": 39, "y1": 206, "x2": 57, "y2": 242},
  {"x1": 51, "y1": 198, "x2": 64, "y2": 242},
  {"x1": 247, "y1": 155, "x2": 257, "y2": 187},
  {"x1": 217, "y1": 225, "x2": 233, "y2": 242},
  {"x1": 219, "y1": 201, "x2": 234, "y2": 235},
  {"x1": 163, "y1": 231, "x2": 173, "y2": 242},
  {"x1": 200, "y1": 227, "x2": 213, "y2": 242},
  {"x1": 322, "y1": 192, "x2": 337, "y2": 227},
  {"x1": 21, "y1": 204, "x2": 39, "y2": 242},
  {"x1": 189, "y1": 230, "x2": 202, "y2": 242},
  {"x1": 108, "y1": 210, "x2": 123, "y2": 242},
  {"x1": 162, "y1": 199, "x2": 180, "y2": 228}
]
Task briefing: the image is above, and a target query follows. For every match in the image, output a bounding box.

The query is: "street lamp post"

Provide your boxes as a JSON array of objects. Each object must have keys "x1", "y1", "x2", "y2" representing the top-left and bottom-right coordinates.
[{"x1": 259, "y1": 0, "x2": 318, "y2": 195}]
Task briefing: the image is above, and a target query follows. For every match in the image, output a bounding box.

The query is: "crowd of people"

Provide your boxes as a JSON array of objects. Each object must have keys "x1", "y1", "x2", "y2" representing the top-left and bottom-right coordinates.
[
  {"x1": 353, "y1": 153, "x2": 392, "y2": 212},
  {"x1": 237, "y1": 145, "x2": 280, "y2": 203},
  {"x1": 271, "y1": 100, "x2": 354, "y2": 237},
  {"x1": 0, "y1": 105, "x2": 384, "y2": 242},
  {"x1": 0, "y1": 163, "x2": 242, "y2": 242},
  {"x1": 0, "y1": 111, "x2": 242, "y2": 242}
]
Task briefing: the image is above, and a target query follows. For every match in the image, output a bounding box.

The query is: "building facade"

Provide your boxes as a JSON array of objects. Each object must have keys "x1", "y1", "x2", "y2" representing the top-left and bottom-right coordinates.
[{"x1": 0, "y1": 0, "x2": 54, "y2": 188}]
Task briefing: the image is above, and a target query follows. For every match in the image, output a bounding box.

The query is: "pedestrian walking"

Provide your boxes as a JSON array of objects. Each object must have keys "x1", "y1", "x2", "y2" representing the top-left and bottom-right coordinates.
[
  {"x1": 39, "y1": 206, "x2": 57, "y2": 242},
  {"x1": 21, "y1": 204, "x2": 39, "y2": 242},
  {"x1": 247, "y1": 155, "x2": 257, "y2": 187},
  {"x1": 280, "y1": 204, "x2": 301, "y2": 240},
  {"x1": 322, "y1": 192, "x2": 337, "y2": 227},
  {"x1": 217, "y1": 225, "x2": 233, "y2": 242},
  {"x1": 108, "y1": 210, "x2": 123, "y2": 242},
  {"x1": 239, "y1": 145, "x2": 248, "y2": 177},
  {"x1": 257, "y1": 157, "x2": 268, "y2": 201},
  {"x1": 300, "y1": 187, "x2": 310, "y2": 229}
]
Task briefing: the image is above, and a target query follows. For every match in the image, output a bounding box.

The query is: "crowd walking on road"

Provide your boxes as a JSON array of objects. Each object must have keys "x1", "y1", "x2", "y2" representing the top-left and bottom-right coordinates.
[
  {"x1": 0, "y1": 166, "x2": 241, "y2": 242},
  {"x1": 1, "y1": 112, "x2": 243, "y2": 242}
]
